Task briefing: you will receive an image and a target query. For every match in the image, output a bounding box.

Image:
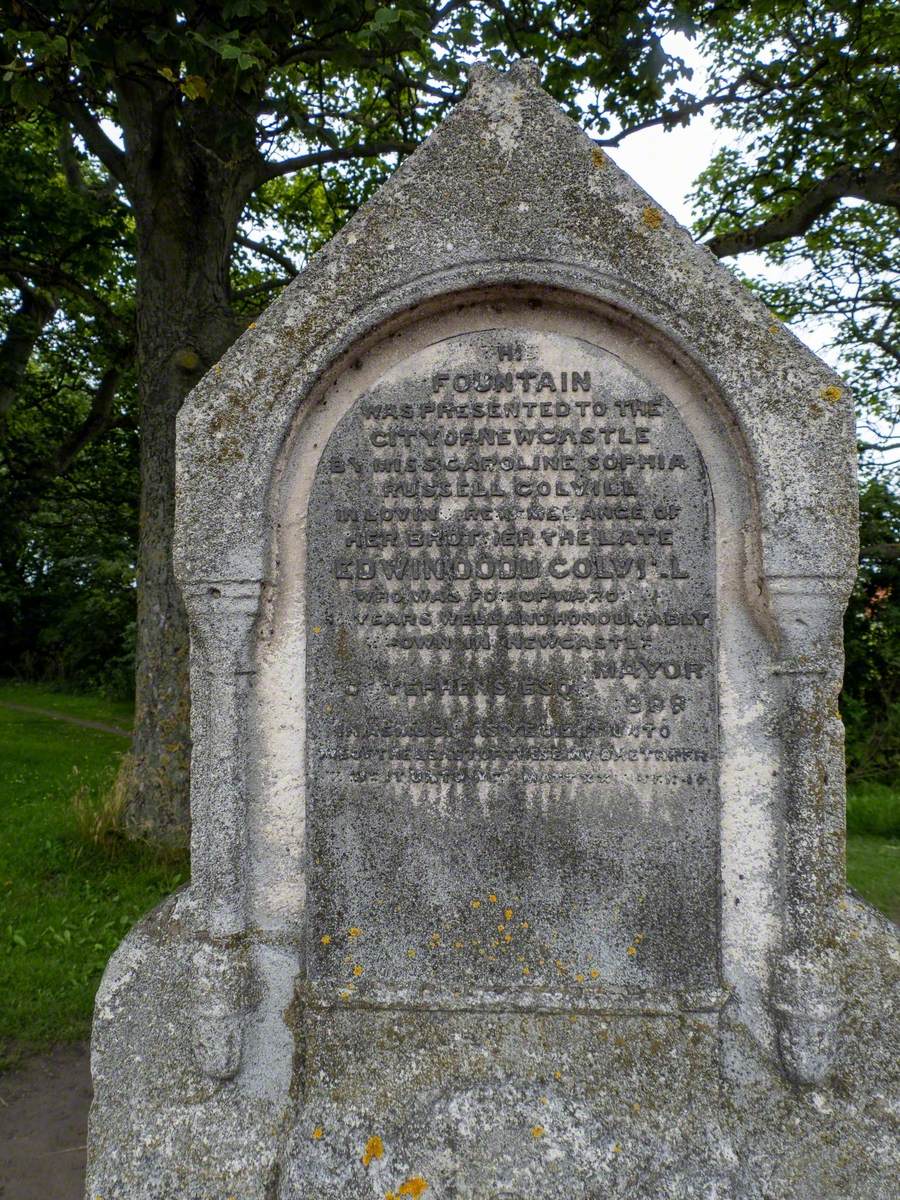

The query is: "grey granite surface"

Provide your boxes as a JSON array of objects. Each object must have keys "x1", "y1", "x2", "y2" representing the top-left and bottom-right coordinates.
[{"x1": 86, "y1": 61, "x2": 897, "y2": 1199}]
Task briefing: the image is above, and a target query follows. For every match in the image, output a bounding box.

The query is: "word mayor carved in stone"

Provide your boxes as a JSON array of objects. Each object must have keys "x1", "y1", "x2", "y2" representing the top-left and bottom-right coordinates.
[
  {"x1": 86, "y1": 61, "x2": 898, "y2": 1200},
  {"x1": 305, "y1": 330, "x2": 719, "y2": 1003}
]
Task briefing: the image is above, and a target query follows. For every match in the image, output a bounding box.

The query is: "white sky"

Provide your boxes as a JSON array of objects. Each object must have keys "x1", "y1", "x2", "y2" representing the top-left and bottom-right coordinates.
[{"x1": 601, "y1": 35, "x2": 837, "y2": 365}]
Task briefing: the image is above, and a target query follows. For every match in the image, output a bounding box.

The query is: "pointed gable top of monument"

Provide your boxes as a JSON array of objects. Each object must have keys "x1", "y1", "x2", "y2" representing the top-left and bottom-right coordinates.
[{"x1": 175, "y1": 60, "x2": 857, "y2": 592}]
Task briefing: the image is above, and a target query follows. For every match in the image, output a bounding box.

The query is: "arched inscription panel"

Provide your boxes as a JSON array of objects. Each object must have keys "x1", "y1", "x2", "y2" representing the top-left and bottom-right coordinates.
[{"x1": 304, "y1": 327, "x2": 718, "y2": 1000}]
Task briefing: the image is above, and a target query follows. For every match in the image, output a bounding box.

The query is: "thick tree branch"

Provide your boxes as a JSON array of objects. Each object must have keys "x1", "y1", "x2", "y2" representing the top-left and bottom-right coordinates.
[
  {"x1": 41, "y1": 363, "x2": 125, "y2": 483},
  {"x1": 0, "y1": 257, "x2": 127, "y2": 327},
  {"x1": 232, "y1": 276, "x2": 294, "y2": 303},
  {"x1": 595, "y1": 76, "x2": 757, "y2": 149},
  {"x1": 706, "y1": 161, "x2": 900, "y2": 258},
  {"x1": 234, "y1": 234, "x2": 297, "y2": 277},
  {"x1": 0, "y1": 278, "x2": 58, "y2": 419},
  {"x1": 58, "y1": 122, "x2": 119, "y2": 197},
  {"x1": 860, "y1": 543, "x2": 900, "y2": 561},
  {"x1": 56, "y1": 99, "x2": 128, "y2": 185},
  {"x1": 260, "y1": 141, "x2": 415, "y2": 181}
]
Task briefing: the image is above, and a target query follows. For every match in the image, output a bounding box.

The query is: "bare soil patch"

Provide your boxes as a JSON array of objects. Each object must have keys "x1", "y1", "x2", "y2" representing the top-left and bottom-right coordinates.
[{"x1": 0, "y1": 1044, "x2": 90, "y2": 1200}]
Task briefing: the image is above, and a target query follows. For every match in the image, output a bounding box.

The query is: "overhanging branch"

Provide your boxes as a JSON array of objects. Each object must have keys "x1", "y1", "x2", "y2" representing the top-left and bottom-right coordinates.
[
  {"x1": 260, "y1": 141, "x2": 415, "y2": 182},
  {"x1": 56, "y1": 99, "x2": 128, "y2": 186},
  {"x1": 41, "y1": 362, "x2": 127, "y2": 483},
  {"x1": 234, "y1": 234, "x2": 297, "y2": 277},
  {"x1": 860, "y1": 543, "x2": 900, "y2": 561},
  {"x1": 706, "y1": 161, "x2": 900, "y2": 258}
]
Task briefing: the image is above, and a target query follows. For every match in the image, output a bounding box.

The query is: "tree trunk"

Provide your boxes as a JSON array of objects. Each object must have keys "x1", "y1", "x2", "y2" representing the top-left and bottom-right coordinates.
[{"x1": 118, "y1": 92, "x2": 254, "y2": 841}]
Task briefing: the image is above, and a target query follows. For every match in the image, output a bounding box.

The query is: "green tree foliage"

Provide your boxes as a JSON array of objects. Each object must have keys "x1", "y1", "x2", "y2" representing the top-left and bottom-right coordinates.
[
  {"x1": 0, "y1": 113, "x2": 137, "y2": 694},
  {"x1": 687, "y1": 0, "x2": 899, "y2": 477},
  {"x1": 843, "y1": 480, "x2": 900, "y2": 783},
  {"x1": 1, "y1": 2, "x2": 897, "y2": 835}
]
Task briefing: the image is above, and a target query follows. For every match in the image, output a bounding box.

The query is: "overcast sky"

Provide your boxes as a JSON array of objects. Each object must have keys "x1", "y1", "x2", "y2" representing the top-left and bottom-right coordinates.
[{"x1": 602, "y1": 35, "x2": 836, "y2": 367}]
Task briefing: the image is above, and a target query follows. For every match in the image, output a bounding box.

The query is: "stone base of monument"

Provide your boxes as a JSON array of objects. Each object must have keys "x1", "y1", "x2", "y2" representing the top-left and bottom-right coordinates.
[
  {"x1": 86, "y1": 62, "x2": 898, "y2": 1199},
  {"x1": 87, "y1": 892, "x2": 897, "y2": 1199}
]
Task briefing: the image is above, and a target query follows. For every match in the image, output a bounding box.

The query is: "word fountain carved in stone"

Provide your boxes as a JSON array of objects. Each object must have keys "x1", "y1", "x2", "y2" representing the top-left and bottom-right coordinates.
[{"x1": 86, "y1": 60, "x2": 898, "y2": 1200}]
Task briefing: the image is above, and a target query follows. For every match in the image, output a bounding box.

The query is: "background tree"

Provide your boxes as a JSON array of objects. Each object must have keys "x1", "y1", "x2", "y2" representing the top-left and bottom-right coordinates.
[
  {"x1": 686, "y1": 0, "x2": 899, "y2": 483},
  {"x1": 0, "y1": 112, "x2": 137, "y2": 692},
  {"x1": 843, "y1": 481, "x2": 900, "y2": 783},
  {"x1": 2, "y1": 1, "x2": 897, "y2": 839}
]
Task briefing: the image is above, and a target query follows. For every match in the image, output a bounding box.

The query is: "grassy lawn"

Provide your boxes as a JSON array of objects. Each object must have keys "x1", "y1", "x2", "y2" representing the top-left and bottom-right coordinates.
[
  {"x1": 0, "y1": 684, "x2": 897, "y2": 1057},
  {"x1": 847, "y1": 835, "x2": 900, "y2": 924},
  {"x1": 0, "y1": 686, "x2": 186, "y2": 1057},
  {"x1": 0, "y1": 679, "x2": 134, "y2": 729}
]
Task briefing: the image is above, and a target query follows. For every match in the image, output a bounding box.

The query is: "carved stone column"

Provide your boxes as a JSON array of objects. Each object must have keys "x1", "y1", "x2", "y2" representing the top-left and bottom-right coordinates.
[
  {"x1": 767, "y1": 576, "x2": 849, "y2": 1085},
  {"x1": 182, "y1": 579, "x2": 263, "y2": 1079}
]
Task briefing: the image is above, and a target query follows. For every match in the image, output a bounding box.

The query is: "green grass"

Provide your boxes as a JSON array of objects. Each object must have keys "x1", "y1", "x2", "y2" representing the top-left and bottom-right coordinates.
[
  {"x1": 847, "y1": 834, "x2": 900, "y2": 925},
  {"x1": 846, "y1": 780, "x2": 900, "y2": 839},
  {"x1": 0, "y1": 694, "x2": 186, "y2": 1053},
  {"x1": 0, "y1": 680, "x2": 134, "y2": 728},
  {"x1": 0, "y1": 686, "x2": 897, "y2": 1056},
  {"x1": 846, "y1": 782, "x2": 900, "y2": 923}
]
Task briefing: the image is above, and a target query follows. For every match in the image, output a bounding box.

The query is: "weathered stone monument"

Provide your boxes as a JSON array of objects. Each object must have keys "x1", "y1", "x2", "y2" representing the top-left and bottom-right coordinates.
[{"x1": 87, "y1": 63, "x2": 898, "y2": 1198}]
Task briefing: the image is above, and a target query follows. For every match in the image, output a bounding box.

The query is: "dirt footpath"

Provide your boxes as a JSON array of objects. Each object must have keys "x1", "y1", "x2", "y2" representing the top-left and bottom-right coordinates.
[{"x1": 0, "y1": 1044, "x2": 90, "y2": 1200}]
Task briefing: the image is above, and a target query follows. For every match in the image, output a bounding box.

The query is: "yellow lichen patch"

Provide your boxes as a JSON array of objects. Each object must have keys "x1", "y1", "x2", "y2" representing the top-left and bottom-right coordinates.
[
  {"x1": 522, "y1": 966, "x2": 530, "y2": 975},
  {"x1": 470, "y1": 899, "x2": 481, "y2": 909},
  {"x1": 453, "y1": 940, "x2": 465, "y2": 949},
  {"x1": 531, "y1": 1125, "x2": 545, "y2": 1138},
  {"x1": 488, "y1": 893, "x2": 498, "y2": 903},
  {"x1": 575, "y1": 973, "x2": 585, "y2": 983},
  {"x1": 352, "y1": 964, "x2": 364, "y2": 977},
  {"x1": 626, "y1": 946, "x2": 637, "y2": 957},
  {"x1": 768, "y1": 323, "x2": 780, "y2": 335},
  {"x1": 396, "y1": 1179, "x2": 429, "y2": 1199},
  {"x1": 246, "y1": 321, "x2": 257, "y2": 329},
  {"x1": 312, "y1": 1126, "x2": 324, "y2": 1140},
  {"x1": 320, "y1": 934, "x2": 332, "y2": 945},
  {"x1": 631, "y1": 1102, "x2": 641, "y2": 1114},
  {"x1": 821, "y1": 385, "x2": 843, "y2": 403},
  {"x1": 504, "y1": 933, "x2": 512, "y2": 943},
  {"x1": 591, "y1": 146, "x2": 607, "y2": 168},
  {"x1": 497, "y1": 923, "x2": 505, "y2": 932},
  {"x1": 553, "y1": 1070, "x2": 562, "y2": 1080},
  {"x1": 407, "y1": 948, "x2": 417, "y2": 959},
  {"x1": 590, "y1": 968, "x2": 600, "y2": 979},
  {"x1": 504, "y1": 908, "x2": 513, "y2": 920},
  {"x1": 312, "y1": 626, "x2": 321, "y2": 634},
  {"x1": 555, "y1": 959, "x2": 568, "y2": 974},
  {"x1": 612, "y1": 1142, "x2": 622, "y2": 1154},
  {"x1": 540, "y1": 1096, "x2": 548, "y2": 1105},
  {"x1": 642, "y1": 205, "x2": 663, "y2": 230},
  {"x1": 362, "y1": 1135, "x2": 384, "y2": 1166},
  {"x1": 634, "y1": 933, "x2": 645, "y2": 944},
  {"x1": 349, "y1": 927, "x2": 362, "y2": 938},
  {"x1": 520, "y1": 921, "x2": 529, "y2": 929}
]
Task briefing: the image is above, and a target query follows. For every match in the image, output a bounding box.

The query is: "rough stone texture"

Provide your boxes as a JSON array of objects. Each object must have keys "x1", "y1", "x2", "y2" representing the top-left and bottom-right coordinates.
[
  {"x1": 86, "y1": 62, "x2": 898, "y2": 1199},
  {"x1": 305, "y1": 329, "x2": 719, "y2": 1003}
]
